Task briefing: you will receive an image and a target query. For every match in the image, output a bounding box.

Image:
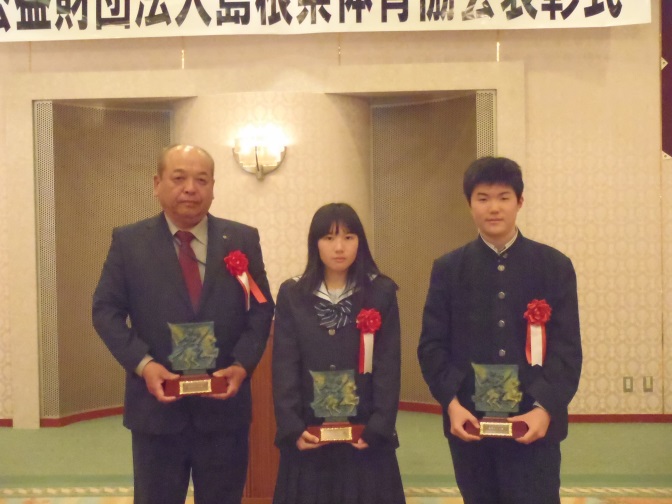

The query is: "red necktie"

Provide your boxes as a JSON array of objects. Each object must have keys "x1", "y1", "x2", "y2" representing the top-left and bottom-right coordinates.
[{"x1": 175, "y1": 231, "x2": 202, "y2": 310}]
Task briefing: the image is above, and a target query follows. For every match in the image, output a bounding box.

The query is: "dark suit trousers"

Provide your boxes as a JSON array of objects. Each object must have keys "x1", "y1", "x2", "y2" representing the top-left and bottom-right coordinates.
[
  {"x1": 448, "y1": 435, "x2": 561, "y2": 504},
  {"x1": 132, "y1": 426, "x2": 249, "y2": 504}
]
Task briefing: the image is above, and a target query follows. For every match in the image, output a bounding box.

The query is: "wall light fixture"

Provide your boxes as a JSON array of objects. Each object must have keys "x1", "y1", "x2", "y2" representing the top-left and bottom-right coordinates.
[{"x1": 232, "y1": 125, "x2": 287, "y2": 180}]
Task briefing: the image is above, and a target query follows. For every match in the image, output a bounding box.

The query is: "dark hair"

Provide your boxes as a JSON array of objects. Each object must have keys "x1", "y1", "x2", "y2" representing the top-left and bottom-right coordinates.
[
  {"x1": 296, "y1": 203, "x2": 381, "y2": 295},
  {"x1": 157, "y1": 144, "x2": 215, "y2": 176},
  {"x1": 463, "y1": 156, "x2": 524, "y2": 202}
]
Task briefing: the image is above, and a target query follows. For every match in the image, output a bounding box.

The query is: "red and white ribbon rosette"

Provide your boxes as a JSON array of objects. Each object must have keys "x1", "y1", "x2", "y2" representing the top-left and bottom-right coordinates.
[
  {"x1": 224, "y1": 250, "x2": 268, "y2": 311},
  {"x1": 356, "y1": 308, "x2": 381, "y2": 374},
  {"x1": 523, "y1": 299, "x2": 552, "y2": 366}
]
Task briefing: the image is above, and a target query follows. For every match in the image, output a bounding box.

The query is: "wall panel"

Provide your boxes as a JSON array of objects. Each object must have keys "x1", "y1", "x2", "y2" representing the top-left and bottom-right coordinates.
[
  {"x1": 372, "y1": 96, "x2": 480, "y2": 403},
  {"x1": 34, "y1": 103, "x2": 170, "y2": 418}
]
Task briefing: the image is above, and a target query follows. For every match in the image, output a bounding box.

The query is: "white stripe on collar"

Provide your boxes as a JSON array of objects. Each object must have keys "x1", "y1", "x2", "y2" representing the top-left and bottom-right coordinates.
[
  {"x1": 480, "y1": 229, "x2": 519, "y2": 255},
  {"x1": 290, "y1": 273, "x2": 378, "y2": 304},
  {"x1": 314, "y1": 281, "x2": 356, "y2": 304}
]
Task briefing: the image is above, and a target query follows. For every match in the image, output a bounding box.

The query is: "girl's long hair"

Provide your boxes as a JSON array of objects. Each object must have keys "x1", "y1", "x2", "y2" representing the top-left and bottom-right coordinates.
[{"x1": 296, "y1": 203, "x2": 382, "y2": 296}]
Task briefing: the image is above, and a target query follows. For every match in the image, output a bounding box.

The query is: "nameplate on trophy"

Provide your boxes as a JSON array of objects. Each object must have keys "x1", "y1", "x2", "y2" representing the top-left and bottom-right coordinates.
[
  {"x1": 181, "y1": 377, "x2": 212, "y2": 395},
  {"x1": 163, "y1": 373, "x2": 228, "y2": 397},
  {"x1": 307, "y1": 422, "x2": 366, "y2": 443},
  {"x1": 480, "y1": 419, "x2": 513, "y2": 437},
  {"x1": 464, "y1": 416, "x2": 529, "y2": 438}
]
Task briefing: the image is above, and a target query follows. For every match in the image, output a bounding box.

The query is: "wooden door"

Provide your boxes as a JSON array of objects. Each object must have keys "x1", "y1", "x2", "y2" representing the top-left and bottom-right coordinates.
[{"x1": 243, "y1": 328, "x2": 279, "y2": 504}]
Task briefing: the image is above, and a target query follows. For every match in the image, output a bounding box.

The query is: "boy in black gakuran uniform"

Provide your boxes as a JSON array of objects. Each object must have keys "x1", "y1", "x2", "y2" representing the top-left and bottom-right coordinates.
[{"x1": 417, "y1": 156, "x2": 582, "y2": 504}]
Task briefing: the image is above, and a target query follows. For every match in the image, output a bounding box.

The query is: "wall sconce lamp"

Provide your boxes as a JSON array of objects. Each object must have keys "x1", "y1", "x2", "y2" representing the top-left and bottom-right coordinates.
[{"x1": 232, "y1": 125, "x2": 287, "y2": 180}]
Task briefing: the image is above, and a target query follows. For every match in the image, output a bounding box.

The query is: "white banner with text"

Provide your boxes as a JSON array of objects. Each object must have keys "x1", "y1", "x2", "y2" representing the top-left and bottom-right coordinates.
[{"x1": 0, "y1": 0, "x2": 651, "y2": 42}]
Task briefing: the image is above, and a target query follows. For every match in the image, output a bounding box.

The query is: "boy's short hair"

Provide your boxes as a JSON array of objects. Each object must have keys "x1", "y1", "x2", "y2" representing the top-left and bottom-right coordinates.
[{"x1": 463, "y1": 156, "x2": 524, "y2": 202}]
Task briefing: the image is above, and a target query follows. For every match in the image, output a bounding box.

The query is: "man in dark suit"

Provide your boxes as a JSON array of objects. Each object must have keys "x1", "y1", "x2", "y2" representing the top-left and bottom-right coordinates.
[
  {"x1": 93, "y1": 144, "x2": 274, "y2": 504},
  {"x1": 417, "y1": 156, "x2": 582, "y2": 504}
]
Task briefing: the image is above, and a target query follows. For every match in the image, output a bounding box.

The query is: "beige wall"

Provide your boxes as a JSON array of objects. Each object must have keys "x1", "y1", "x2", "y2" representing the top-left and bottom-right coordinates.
[
  {"x1": 508, "y1": 20, "x2": 664, "y2": 415},
  {"x1": 663, "y1": 155, "x2": 672, "y2": 414},
  {"x1": 0, "y1": 73, "x2": 8, "y2": 420},
  {"x1": 0, "y1": 0, "x2": 665, "y2": 423}
]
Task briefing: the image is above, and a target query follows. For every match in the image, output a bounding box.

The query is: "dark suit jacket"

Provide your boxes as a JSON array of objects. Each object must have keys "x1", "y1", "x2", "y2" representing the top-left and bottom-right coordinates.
[
  {"x1": 272, "y1": 276, "x2": 401, "y2": 449},
  {"x1": 93, "y1": 213, "x2": 274, "y2": 435},
  {"x1": 417, "y1": 233, "x2": 582, "y2": 442}
]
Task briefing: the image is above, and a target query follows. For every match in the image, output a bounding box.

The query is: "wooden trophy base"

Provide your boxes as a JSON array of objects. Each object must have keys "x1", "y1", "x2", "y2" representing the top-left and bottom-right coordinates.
[
  {"x1": 163, "y1": 374, "x2": 228, "y2": 397},
  {"x1": 464, "y1": 417, "x2": 529, "y2": 439},
  {"x1": 307, "y1": 422, "x2": 365, "y2": 444}
]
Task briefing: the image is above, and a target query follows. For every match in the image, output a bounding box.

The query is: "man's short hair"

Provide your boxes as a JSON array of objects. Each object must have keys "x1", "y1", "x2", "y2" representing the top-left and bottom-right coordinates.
[
  {"x1": 157, "y1": 144, "x2": 215, "y2": 176},
  {"x1": 463, "y1": 156, "x2": 524, "y2": 202}
]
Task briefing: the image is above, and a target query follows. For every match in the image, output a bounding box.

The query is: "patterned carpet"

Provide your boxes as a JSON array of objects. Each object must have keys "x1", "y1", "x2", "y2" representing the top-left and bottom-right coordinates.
[
  {"x1": 0, "y1": 495, "x2": 671, "y2": 503},
  {"x1": 1, "y1": 482, "x2": 670, "y2": 502},
  {"x1": 0, "y1": 411, "x2": 670, "y2": 503}
]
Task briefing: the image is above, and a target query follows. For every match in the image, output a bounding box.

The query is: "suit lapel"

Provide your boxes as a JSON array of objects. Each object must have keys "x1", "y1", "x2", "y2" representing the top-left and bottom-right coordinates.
[
  {"x1": 200, "y1": 217, "x2": 233, "y2": 309},
  {"x1": 147, "y1": 213, "x2": 193, "y2": 310}
]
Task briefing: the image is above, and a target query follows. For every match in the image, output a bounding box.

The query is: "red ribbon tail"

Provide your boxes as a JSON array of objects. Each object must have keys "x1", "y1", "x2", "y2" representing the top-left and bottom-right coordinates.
[
  {"x1": 247, "y1": 274, "x2": 268, "y2": 305},
  {"x1": 525, "y1": 323, "x2": 532, "y2": 365}
]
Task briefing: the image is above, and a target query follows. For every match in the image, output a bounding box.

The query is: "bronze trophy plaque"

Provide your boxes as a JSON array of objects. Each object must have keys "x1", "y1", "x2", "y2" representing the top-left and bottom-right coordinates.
[
  {"x1": 463, "y1": 363, "x2": 529, "y2": 439},
  {"x1": 162, "y1": 321, "x2": 228, "y2": 397},
  {"x1": 306, "y1": 369, "x2": 365, "y2": 444}
]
